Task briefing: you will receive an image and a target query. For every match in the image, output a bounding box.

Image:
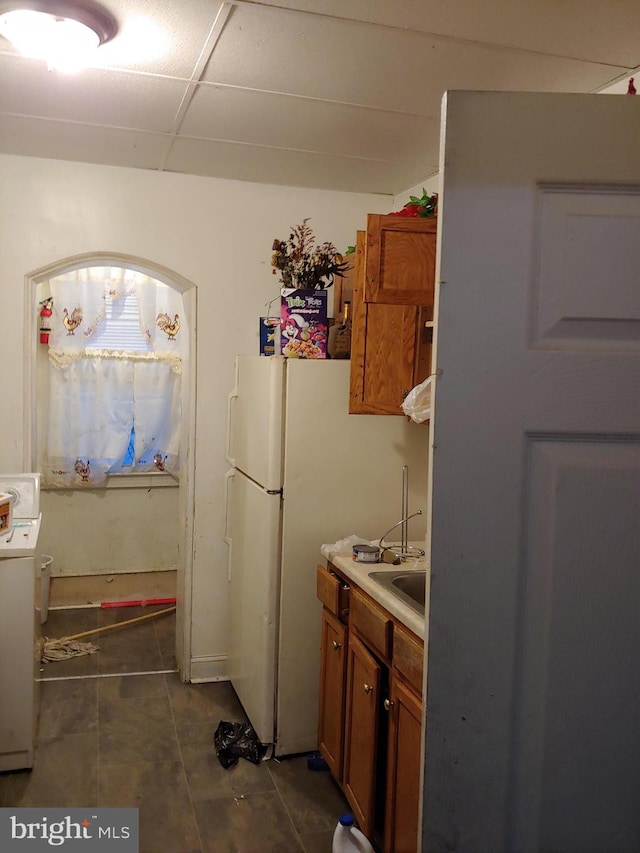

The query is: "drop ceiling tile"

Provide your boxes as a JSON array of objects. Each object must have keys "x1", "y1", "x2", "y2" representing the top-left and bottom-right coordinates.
[
  {"x1": 0, "y1": 0, "x2": 636, "y2": 193},
  {"x1": 412, "y1": 0, "x2": 640, "y2": 68},
  {"x1": 83, "y1": 0, "x2": 227, "y2": 78},
  {"x1": 164, "y1": 136, "x2": 428, "y2": 195},
  {"x1": 180, "y1": 84, "x2": 440, "y2": 164},
  {"x1": 254, "y1": 1, "x2": 640, "y2": 68},
  {"x1": 0, "y1": 115, "x2": 169, "y2": 171},
  {"x1": 0, "y1": 55, "x2": 189, "y2": 133},
  {"x1": 202, "y1": 4, "x2": 627, "y2": 115}
]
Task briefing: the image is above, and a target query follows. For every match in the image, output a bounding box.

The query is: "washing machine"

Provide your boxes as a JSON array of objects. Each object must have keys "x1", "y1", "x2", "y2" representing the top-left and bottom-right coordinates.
[{"x1": 0, "y1": 473, "x2": 42, "y2": 771}]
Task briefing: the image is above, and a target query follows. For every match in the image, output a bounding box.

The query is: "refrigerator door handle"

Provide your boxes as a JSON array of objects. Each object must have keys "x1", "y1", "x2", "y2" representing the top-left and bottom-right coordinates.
[
  {"x1": 223, "y1": 468, "x2": 235, "y2": 581},
  {"x1": 226, "y1": 382, "x2": 239, "y2": 466}
]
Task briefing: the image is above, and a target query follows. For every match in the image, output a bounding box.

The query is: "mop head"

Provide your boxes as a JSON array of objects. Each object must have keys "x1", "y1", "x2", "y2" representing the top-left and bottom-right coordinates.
[
  {"x1": 41, "y1": 638, "x2": 99, "y2": 662},
  {"x1": 40, "y1": 604, "x2": 175, "y2": 663}
]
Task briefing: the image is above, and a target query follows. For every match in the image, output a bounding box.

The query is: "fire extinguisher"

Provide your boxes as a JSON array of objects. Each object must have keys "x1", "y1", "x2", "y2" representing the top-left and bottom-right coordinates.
[{"x1": 39, "y1": 298, "x2": 53, "y2": 345}]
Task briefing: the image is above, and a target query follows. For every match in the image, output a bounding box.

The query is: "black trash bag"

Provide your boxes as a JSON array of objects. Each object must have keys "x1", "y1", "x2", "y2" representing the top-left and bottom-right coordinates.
[{"x1": 214, "y1": 721, "x2": 267, "y2": 769}]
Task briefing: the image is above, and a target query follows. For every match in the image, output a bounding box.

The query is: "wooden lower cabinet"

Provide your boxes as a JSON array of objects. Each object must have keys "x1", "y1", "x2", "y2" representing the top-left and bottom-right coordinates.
[
  {"x1": 384, "y1": 675, "x2": 423, "y2": 853},
  {"x1": 318, "y1": 607, "x2": 348, "y2": 779},
  {"x1": 343, "y1": 633, "x2": 381, "y2": 840},
  {"x1": 317, "y1": 569, "x2": 424, "y2": 852}
]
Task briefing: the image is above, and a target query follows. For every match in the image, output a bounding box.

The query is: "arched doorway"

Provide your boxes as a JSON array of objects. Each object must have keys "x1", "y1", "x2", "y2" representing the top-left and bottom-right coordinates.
[{"x1": 25, "y1": 252, "x2": 196, "y2": 680}]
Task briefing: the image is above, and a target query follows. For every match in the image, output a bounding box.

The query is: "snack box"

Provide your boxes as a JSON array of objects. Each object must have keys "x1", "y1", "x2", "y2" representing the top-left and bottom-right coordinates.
[
  {"x1": 280, "y1": 288, "x2": 328, "y2": 359},
  {"x1": 259, "y1": 317, "x2": 280, "y2": 356}
]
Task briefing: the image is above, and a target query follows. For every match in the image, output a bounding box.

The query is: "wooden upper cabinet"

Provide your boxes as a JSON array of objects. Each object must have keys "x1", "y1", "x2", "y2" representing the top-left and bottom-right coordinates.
[
  {"x1": 364, "y1": 214, "x2": 437, "y2": 306},
  {"x1": 349, "y1": 215, "x2": 437, "y2": 415},
  {"x1": 351, "y1": 301, "x2": 426, "y2": 414}
]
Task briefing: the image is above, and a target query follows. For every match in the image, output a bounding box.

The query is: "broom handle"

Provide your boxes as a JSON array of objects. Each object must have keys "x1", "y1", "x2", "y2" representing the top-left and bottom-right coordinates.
[{"x1": 47, "y1": 605, "x2": 176, "y2": 643}]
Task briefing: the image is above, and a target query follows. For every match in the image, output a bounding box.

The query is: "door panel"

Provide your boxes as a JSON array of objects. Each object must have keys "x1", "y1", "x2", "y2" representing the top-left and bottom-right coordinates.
[
  {"x1": 533, "y1": 186, "x2": 640, "y2": 349},
  {"x1": 424, "y1": 92, "x2": 640, "y2": 853},
  {"x1": 515, "y1": 439, "x2": 640, "y2": 852}
]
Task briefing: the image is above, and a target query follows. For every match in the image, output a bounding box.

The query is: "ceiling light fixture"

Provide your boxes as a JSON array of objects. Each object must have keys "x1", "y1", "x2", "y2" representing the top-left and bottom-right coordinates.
[{"x1": 0, "y1": 0, "x2": 117, "y2": 72}]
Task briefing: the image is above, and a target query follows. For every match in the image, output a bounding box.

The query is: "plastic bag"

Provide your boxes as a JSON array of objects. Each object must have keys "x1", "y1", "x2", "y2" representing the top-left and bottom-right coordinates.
[
  {"x1": 320, "y1": 534, "x2": 378, "y2": 561},
  {"x1": 214, "y1": 721, "x2": 267, "y2": 769},
  {"x1": 401, "y1": 376, "x2": 432, "y2": 423}
]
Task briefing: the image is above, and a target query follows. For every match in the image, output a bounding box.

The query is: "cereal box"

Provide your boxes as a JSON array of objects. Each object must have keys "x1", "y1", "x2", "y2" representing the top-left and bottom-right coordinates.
[
  {"x1": 280, "y1": 289, "x2": 328, "y2": 359},
  {"x1": 259, "y1": 317, "x2": 280, "y2": 356}
]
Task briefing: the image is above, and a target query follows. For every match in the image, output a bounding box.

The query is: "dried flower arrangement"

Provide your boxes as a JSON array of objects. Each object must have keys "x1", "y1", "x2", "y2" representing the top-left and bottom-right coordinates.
[{"x1": 271, "y1": 219, "x2": 350, "y2": 290}]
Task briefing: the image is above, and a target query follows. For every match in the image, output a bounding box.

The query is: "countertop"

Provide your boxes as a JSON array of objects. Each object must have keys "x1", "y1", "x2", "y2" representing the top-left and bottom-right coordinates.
[{"x1": 320, "y1": 543, "x2": 427, "y2": 639}]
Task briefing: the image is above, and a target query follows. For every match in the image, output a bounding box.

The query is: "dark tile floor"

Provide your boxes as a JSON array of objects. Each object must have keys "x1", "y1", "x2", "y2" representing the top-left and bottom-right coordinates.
[
  {"x1": 0, "y1": 607, "x2": 349, "y2": 853},
  {"x1": 39, "y1": 603, "x2": 179, "y2": 679}
]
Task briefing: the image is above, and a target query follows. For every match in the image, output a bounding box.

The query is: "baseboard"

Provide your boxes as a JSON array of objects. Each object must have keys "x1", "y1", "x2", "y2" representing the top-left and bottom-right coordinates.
[
  {"x1": 188, "y1": 655, "x2": 228, "y2": 683},
  {"x1": 49, "y1": 570, "x2": 177, "y2": 608}
]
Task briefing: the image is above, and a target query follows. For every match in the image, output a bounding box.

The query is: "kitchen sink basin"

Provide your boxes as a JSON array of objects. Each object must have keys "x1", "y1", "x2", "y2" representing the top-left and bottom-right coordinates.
[{"x1": 368, "y1": 570, "x2": 426, "y2": 616}]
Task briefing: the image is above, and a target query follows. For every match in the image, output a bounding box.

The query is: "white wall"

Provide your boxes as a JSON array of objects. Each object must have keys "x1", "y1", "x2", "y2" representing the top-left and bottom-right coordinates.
[
  {"x1": 0, "y1": 153, "x2": 390, "y2": 666},
  {"x1": 39, "y1": 485, "x2": 179, "y2": 576},
  {"x1": 393, "y1": 174, "x2": 441, "y2": 209}
]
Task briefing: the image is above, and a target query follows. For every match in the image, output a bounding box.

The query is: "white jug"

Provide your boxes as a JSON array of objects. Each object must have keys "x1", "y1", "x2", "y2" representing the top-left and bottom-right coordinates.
[{"x1": 332, "y1": 813, "x2": 375, "y2": 853}]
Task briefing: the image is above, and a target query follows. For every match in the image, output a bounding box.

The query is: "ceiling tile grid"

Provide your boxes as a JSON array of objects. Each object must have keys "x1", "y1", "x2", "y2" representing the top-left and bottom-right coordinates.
[
  {"x1": 0, "y1": 0, "x2": 638, "y2": 194},
  {"x1": 164, "y1": 133, "x2": 424, "y2": 194},
  {"x1": 0, "y1": 114, "x2": 170, "y2": 170},
  {"x1": 180, "y1": 84, "x2": 441, "y2": 164},
  {"x1": 0, "y1": 54, "x2": 190, "y2": 132}
]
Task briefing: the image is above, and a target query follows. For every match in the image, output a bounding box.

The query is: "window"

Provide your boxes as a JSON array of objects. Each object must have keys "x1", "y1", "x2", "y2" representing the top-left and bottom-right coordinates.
[
  {"x1": 39, "y1": 266, "x2": 186, "y2": 488},
  {"x1": 87, "y1": 289, "x2": 152, "y2": 354}
]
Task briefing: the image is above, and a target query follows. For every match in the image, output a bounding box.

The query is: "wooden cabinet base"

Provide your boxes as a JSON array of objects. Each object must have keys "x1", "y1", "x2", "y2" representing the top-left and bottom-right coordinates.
[{"x1": 316, "y1": 565, "x2": 424, "y2": 852}]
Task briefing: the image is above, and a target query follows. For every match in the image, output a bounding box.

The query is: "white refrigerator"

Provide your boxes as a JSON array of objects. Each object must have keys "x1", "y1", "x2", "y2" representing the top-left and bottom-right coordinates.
[{"x1": 224, "y1": 355, "x2": 428, "y2": 756}]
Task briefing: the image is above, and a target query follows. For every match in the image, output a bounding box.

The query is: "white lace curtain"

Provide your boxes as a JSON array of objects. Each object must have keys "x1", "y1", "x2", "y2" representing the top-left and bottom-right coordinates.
[{"x1": 43, "y1": 267, "x2": 185, "y2": 488}]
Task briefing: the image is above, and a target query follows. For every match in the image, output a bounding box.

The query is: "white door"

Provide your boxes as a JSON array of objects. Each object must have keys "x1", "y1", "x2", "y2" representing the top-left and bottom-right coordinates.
[
  {"x1": 225, "y1": 469, "x2": 281, "y2": 745},
  {"x1": 424, "y1": 92, "x2": 640, "y2": 853}
]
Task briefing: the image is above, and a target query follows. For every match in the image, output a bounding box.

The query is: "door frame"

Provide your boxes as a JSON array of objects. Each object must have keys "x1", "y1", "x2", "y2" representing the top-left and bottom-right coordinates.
[{"x1": 23, "y1": 251, "x2": 197, "y2": 681}]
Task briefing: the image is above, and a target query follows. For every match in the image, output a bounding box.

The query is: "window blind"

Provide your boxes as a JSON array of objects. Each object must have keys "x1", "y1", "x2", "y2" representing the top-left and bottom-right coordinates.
[{"x1": 86, "y1": 290, "x2": 152, "y2": 353}]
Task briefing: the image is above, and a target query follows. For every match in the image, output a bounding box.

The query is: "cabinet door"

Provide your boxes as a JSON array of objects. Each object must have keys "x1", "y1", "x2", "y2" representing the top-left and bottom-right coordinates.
[
  {"x1": 349, "y1": 219, "x2": 436, "y2": 415},
  {"x1": 318, "y1": 607, "x2": 347, "y2": 779},
  {"x1": 384, "y1": 675, "x2": 423, "y2": 853},
  {"x1": 343, "y1": 633, "x2": 381, "y2": 839},
  {"x1": 364, "y1": 214, "x2": 437, "y2": 306},
  {"x1": 350, "y1": 298, "x2": 424, "y2": 414}
]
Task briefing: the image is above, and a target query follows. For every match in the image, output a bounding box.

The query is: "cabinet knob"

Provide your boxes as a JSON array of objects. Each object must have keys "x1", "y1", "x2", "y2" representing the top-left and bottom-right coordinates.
[
  {"x1": 384, "y1": 698, "x2": 394, "y2": 711},
  {"x1": 332, "y1": 640, "x2": 341, "y2": 651},
  {"x1": 363, "y1": 683, "x2": 373, "y2": 694}
]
